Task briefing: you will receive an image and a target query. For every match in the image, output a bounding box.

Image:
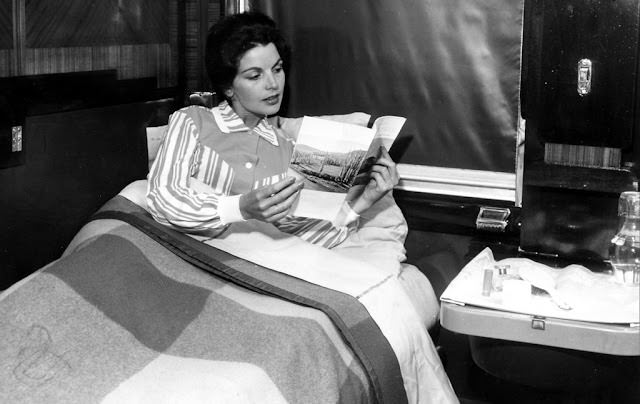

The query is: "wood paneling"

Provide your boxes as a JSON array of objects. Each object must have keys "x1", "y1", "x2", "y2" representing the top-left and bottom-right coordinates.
[
  {"x1": 0, "y1": 50, "x2": 11, "y2": 76},
  {"x1": 21, "y1": 44, "x2": 175, "y2": 87},
  {"x1": 184, "y1": 0, "x2": 221, "y2": 93},
  {"x1": 0, "y1": 0, "x2": 11, "y2": 49},
  {"x1": 26, "y1": 0, "x2": 169, "y2": 47},
  {"x1": 0, "y1": 0, "x2": 184, "y2": 86},
  {"x1": 1, "y1": 0, "x2": 224, "y2": 91}
]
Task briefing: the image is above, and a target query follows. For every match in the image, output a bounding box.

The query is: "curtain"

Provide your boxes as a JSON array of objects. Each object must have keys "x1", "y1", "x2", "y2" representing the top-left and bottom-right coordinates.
[{"x1": 251, "y1": 0, "x2": 524, "y2": 173}]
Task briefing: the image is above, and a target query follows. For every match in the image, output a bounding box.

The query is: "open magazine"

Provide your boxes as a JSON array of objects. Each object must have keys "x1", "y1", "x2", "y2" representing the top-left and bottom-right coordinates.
[{"x1": 288, "y1": 115, "x2": 406, "y2": 221}]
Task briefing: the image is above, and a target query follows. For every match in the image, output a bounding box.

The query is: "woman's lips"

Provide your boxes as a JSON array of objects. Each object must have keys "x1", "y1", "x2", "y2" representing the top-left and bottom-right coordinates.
[{"x1": 264, "y1": 94, "x2": 280, "y2": 105}]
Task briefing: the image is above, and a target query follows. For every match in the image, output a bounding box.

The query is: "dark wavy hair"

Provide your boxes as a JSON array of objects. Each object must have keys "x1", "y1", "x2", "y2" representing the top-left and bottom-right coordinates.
[{"x1": 205, "y1": 12, "x2": 290, "y2": 102}]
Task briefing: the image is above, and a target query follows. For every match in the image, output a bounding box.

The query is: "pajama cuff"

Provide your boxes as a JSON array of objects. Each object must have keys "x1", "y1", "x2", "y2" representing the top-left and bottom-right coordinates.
[{"x1": 218, "y1": 194, "x2": 246, "y2": 224}]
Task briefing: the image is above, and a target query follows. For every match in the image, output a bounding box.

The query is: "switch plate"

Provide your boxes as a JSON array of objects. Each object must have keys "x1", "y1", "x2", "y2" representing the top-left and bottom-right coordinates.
[
  {"x1": 1, "y1": 124, "x2": 25, "y2": 168},
  {"x1": 12, "y1": 125, "x2": 22, "y2": 152}
]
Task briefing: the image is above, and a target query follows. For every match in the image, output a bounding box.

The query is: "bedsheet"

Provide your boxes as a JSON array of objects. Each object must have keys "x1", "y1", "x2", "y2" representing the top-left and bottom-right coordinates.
[{"x1": 0, "y1": 195, "x2": 456, "y2": 403}]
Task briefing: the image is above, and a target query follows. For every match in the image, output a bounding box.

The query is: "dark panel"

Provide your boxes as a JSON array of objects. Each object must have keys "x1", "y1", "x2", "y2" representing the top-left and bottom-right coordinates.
[
  {"x1": 26, "y1": 0, "x2": 170, "y2": 47},
  {"x1": 396, "y1": 190, "x2": 520, "y2": 239},
  {"x1": 520, "y1": 186, "x2": 620, "y2": 261},
  {"x1": 0, "y1": 71, "x2": 180, "y2": 170},
  {"x1": 0, "y1": 71, "x2": 119, "y2": 169},
  {"x1": 520, "y1": 0, "x2": 640, "y2": 261},
  {"x1": 0, "y1": 98, "x2": 176, "y2": 290},
  {"x1": 252, "y1": 0, "x2": 523, "y2": 173},
  {"x1": 0, "y1": 0, "x2": 11, "y2": 50},
  {"x1": 523, "y1": 0, "x2": 640, "y2": 148}
]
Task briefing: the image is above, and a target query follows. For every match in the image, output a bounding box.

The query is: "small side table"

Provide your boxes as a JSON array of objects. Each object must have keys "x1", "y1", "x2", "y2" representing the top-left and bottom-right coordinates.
[
  {"x1": 440, "y1": 301, "x2": 640, "y2": 399},
  {"x1": 440, "y1": 302, "x2": 640, "y2": 356}
]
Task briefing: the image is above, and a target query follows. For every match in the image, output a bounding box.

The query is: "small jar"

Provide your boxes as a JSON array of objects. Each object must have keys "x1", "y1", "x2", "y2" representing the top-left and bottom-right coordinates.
[
  {"x1": 609, "y1": 191, "x2": 640, "y2": 286},
  {"x1": 492, "y1": 264, "x2": 516, "y2": 291}
]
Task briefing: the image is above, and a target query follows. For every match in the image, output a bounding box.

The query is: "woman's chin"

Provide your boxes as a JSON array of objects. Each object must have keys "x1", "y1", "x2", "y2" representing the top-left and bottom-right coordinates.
[{"x1": 262, "y1": 103, "x2": 282, "y2": 116}]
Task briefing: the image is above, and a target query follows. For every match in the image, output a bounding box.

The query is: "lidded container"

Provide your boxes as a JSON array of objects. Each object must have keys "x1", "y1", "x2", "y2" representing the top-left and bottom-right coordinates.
[{"x1": 609, "y1": 191, "x2": 640, "y2": 285}]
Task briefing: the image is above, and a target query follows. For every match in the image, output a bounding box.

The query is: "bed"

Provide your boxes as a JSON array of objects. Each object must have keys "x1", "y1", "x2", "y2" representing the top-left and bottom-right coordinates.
[{"x1": 0, "y1": 110, "x2": 457, "y2": 403}]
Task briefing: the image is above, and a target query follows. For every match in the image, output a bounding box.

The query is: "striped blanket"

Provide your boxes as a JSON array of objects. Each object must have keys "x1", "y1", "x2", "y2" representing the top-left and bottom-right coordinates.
[
  {"x1": 0, "y1": 196, "x2": 394, "y2": 403},
  {"x1": 1, "y1": 195, "x2": 457, "y2": 403}
]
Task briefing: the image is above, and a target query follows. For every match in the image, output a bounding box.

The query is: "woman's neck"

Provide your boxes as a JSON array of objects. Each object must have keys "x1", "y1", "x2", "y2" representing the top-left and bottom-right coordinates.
[
  {"x1": 229, "y1": 101, "x2": 262, "y2": 128},
  {"x1": 240, "y1": 113, "x2": 261, "y2": 129}
]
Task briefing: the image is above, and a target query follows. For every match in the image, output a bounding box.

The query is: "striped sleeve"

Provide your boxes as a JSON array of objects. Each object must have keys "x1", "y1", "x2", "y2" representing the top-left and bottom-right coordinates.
[
  {"x1": 274, "y1": 207, "x2": 359, "y2": 248},
  {"x1": 146, "y1": 109, "x2": 232, "y2": 232}
]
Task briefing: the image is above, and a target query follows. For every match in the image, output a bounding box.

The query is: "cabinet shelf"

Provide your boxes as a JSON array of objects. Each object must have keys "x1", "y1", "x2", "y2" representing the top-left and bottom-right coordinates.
[{"x1": 523, "y1": 162, "x2": 637, "y2": 193}]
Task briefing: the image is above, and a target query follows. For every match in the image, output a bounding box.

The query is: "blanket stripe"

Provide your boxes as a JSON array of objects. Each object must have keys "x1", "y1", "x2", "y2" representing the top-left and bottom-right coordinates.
[{"x1": 92, "y1": 196, "x2": 408, "y2": 404}]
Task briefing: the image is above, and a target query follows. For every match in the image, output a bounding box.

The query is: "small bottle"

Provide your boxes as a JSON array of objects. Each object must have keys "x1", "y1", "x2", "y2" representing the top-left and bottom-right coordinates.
[
  {"x1": 492, "y1": 264, "x2": 513, "y2": 292},
  {"x1": 609, "y1": 191, "x2": 640, "y2": 286}
]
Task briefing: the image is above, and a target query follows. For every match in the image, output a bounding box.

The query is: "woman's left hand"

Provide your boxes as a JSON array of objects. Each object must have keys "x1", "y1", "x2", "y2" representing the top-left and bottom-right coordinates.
[{"x1": 348, "y1": 147, "x2": 399, "y2": 214}]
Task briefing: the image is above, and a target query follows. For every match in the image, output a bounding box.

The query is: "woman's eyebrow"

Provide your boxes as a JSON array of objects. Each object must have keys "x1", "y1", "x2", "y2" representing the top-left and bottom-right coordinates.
[
  {"x1": 239, "y1": 66, "x2": 261, "y2": 74},
  {"x1": 238, "y1": 58, "x2": 282, "y2": 74}
]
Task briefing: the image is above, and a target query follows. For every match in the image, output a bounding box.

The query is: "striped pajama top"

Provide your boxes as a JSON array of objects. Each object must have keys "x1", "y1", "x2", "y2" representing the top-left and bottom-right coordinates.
[{"x1": 146, "y1": 101, "x2": 358, "y2": 248}]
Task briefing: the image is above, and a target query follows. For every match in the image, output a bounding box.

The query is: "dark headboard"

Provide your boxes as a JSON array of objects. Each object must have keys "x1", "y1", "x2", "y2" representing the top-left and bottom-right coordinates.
[{"x1": 0, "y1": 73, "x2": 178, "y2": 289}]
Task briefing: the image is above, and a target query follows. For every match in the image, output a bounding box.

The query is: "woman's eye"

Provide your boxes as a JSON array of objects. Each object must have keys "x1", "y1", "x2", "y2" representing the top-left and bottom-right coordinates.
[
  {"x1": 274, "y1": 66, "x2": 283, "y2": 73},
  {"x1": 248, "y1": 74, "x2": 260, "y2": 80}
]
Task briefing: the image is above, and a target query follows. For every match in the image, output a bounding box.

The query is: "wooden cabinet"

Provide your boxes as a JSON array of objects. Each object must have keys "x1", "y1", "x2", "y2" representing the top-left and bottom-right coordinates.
[
  {"x1": 522, "y1": 0, "x2": 639, "y2": 149},
  {"x1": 520, "y1": 0, "x2": 640, "y2": 261}
]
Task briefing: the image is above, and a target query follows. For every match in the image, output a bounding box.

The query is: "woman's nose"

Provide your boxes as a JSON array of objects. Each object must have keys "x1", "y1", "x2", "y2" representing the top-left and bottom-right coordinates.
[{"x1": 265, "y1": 73, "x2": 278, "y2": 90}]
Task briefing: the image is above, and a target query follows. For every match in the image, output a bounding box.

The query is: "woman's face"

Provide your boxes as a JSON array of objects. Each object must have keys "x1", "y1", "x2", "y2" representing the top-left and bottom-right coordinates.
[{"x1": 228, "y1": 42, "x2": 285, "y2": 126}]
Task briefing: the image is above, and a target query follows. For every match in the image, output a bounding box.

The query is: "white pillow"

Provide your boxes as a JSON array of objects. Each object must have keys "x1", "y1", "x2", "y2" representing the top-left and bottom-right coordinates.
[{"x1": 146, "y1": 125, "x2": 168, "y2": 169}]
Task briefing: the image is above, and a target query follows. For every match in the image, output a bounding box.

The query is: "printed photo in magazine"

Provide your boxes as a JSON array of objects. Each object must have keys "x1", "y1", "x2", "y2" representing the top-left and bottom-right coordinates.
[{"x1": 288, "y1": 115, "x2": 406, "y2": 221}]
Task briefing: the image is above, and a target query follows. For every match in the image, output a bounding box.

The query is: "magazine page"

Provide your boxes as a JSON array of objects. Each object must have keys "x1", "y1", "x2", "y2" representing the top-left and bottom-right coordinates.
[
  {"x1": 357, "y1": 116, "x2": 407, "y2": 178},
  {"x1": 371, "y1": 115, "x2": 407, "y2": 152},
  {"x1": 288, "y1": 116, "x2": 376, "y2": 221}
]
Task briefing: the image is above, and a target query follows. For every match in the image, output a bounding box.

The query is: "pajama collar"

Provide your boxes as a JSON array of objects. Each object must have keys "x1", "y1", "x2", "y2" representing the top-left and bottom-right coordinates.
[{"x1": 212, "y1": 101, "x2": 279, "y2": 146}]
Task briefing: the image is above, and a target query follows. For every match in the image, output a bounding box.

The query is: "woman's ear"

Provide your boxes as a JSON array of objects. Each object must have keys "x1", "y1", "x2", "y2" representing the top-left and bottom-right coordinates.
[{"x1": 224, "y1": 88, "x2": 234, "y2": 99}]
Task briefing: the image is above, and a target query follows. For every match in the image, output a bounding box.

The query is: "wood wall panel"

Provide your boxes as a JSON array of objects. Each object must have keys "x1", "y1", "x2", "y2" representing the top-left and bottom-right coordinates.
[
  {"x1": 0, "y1": 0, "x2": 181, "y2": 86},
  {"x1": 0, "y1": 0, "x2": 11, "y2": 49},
  {"x1": 184, "y1": 0, "x2": 221, "y2": 93},
  {"x1": 0, "y1": 50, "x2": 11, "y2": 76},
  {"x1": 21, "y1": 44, "x2": 174, "y2": 87},
  {"x1": 25, "y1": 0, "x2": 169, "y2": 47},
  {"x1": 2, "y1": 0, "x2": 223, "y2": 90}
]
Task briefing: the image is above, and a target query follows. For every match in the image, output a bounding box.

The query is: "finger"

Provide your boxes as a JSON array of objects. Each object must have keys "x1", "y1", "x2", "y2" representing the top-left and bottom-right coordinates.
[
  {"x1": 375, "y1": 165, "x2": 399, "y2": 185},
  {"x1": 280, "y1": 186, "x2": 302, "y2": 208},
  {"x1": 253, "y1": 178, "x2": 298, "y2": 208},
  {"x1": 269, "y1": 180, "x2": 304, "y2": 205},
  {"x1": 369, "y1": 164, "x2": 392, "y2": 185},
  {"x1": 379, "y1": 146, "x2": 391, "y2": 158},
  {"x1": 372, "y1": 161, "x2": 400, "y2": 184},
  {"x1": 264, "y1": 184, "x2": 303, "y2": 217},
  {"x1": 262, "y1": 177, "x2": 296, "y2": 198},
  {"x1": 375, "y1": 148, "x2": 396, "y2": 168},
  {"x1": 265, "y1": 210, "x2": 290, "y2": 223},
  {"x1": 264, "y1": 199, "x2": 298, "y2": 222},
  {"x1": 369, "y1": 171, "x2": 385, "y2": 190},
  {"x1": 369, "y1": 171, "x2": 395, "y2": 193}
]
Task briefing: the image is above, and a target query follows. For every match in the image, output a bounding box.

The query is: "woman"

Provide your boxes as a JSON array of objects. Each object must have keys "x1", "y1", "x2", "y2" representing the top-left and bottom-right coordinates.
[{"x1": 147, "y1": 11, "x2": 399, "y2": 248}]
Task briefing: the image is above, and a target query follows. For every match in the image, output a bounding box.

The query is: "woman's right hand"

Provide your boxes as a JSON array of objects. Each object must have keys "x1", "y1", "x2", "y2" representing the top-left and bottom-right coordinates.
[{"x1": 239, "y1": 177, "x2": 304, "y2": 223}]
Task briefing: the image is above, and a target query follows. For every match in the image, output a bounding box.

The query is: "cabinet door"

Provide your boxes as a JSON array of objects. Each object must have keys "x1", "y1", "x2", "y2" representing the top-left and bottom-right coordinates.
[{"x1": 522, "y1": 0, "x2": 639, "y2": 149}]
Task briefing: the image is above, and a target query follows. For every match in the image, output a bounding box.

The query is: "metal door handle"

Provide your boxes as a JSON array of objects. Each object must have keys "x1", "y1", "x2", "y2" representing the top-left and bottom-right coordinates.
[{"x1": 577, "y1": 59, "x2": 592, "y2": 96}]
